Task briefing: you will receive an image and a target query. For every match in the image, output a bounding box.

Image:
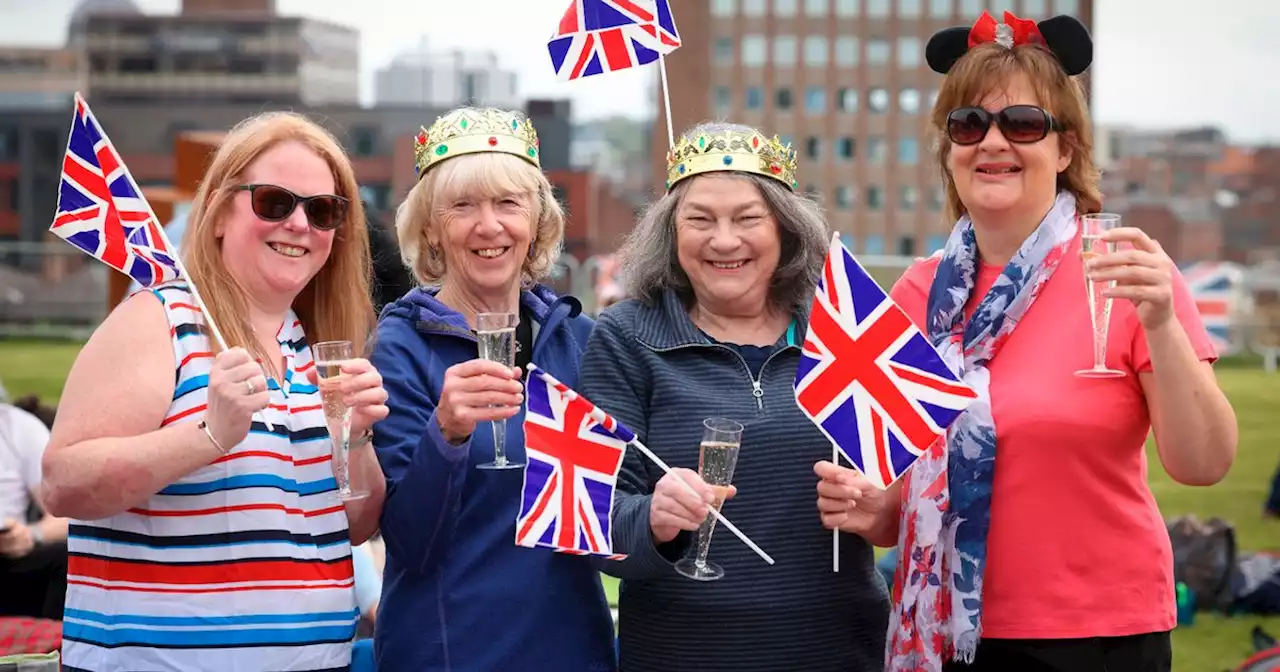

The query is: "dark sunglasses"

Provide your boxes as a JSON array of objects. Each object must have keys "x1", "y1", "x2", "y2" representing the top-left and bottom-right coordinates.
[
  {"x1": 235, "y1": 184, "x2": 348, "y2": 231},
  {"x1": 945, "y1": 105, "x2": 1066, "y2": 146}
]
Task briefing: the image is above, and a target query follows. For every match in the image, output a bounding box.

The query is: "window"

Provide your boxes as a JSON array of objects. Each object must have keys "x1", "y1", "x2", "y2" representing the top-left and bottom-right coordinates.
[
  {"x1": 351, "y1": 127, "x2": 377, "y2": 157},
  {"x1": 805, "y1": 136, "x2": 822, "y2": 159},
  {"x1": 897, "y1": 236, "x2": 916, "y2": 256},
  {"x1": 837, "y1": 88, "x2": 858, "y2": 112},
  {"x1": 900, "y1": 185, "x2": 919, "y2": 210},
  {"x1": 897, "y1": 37, "x2": 921, "y2": 67},
  {"x1": 867, "y1": 186, "x2": 884, "y2": 210},
  {"x1": 742, "y1": 35, "x2": 767, "y2": 66},
  {"x1": 929, "y1": 185, "x2": 945, "y2": 211},
  {"x1": 746, "y1": 86, "x2": 764, "y2": 109},
  {"x1": 714, "y1": 37, "x2": 735, "y2": 65},
  {"x1": 805, "y1": 87, "x2": 826, "y2": 114},
  {"x1": 835, "y1": 0, "x2": 858, "y2": 16},
  {"x1": 868, "y1": 87, "x2": 890, "y2": 112},
  {"x1": 928, "y1": 88, "x2": 940, "y2": 108},
  {"x1": 742, "y1": 0, "x2": 766, "y2": 16},
  {"x1": 835, "y1": 185, "x2": 854, "y2": 209},
  {"x1": 900, "y1": 0, "x2": 922, "y2": 16},
  {"x1": 1022, "y1": 0, "x2": 1046, "y2": 16},
  {"x1": 714, "y1": 86, "x2": 732, "y2": 113},
  {"x1": 836, "y1": 137, "x2": 855, "y2": 159},
  {"x1": 867, "y1": 0, "x2": 890, "y2": 17},
  {"x1": 774, "y1": 35, "x2": 797, "y2": 66},
  {"x1": 359, "y1": 183, "x2": 392, "y2": 211},
  {"x1": 712, "y1": 0, "x2": 737, "y2": 16},
  {"x1": 899, "y1": 88, "x2": 921, "y2": 114},
  {"x1": 926, "y1": 234, "x2": 947, "y2": 253},
  {"x1": 961, "y1": 0, "x2": 982, "y2": 15},
  {"x1": 867, "y1": 39, "x2": 891, "y2": 64},
  {"x1": 805, "y1": 0, "x2": 828, "y2": 17},
  {"x1": 899, "y1": 137, "x2": 919, "y2": 164},
  {"x1": 867, "y1": 136, "x2": 886, "y2": 162},
  {"x1": 835, "y1": 36, "x2": 859, "y2": 66},
  {"x1": 864, "y1": 234, "x2": 885, "y2": 254},
  {"x1": 1055, "y1": 0, "x2": 1078, "y2": 15},
  {"x1": 929, "y1": 0, "x2": 951, "y2": 18},
  {"x1": 774, "y1": 0, "x2": 797, "y2": 16},
  {"x1": 776, "y1": 87, "x2": 794, "y2": 110},
  {"x1": 840, "y1": 232, "x2": 857, "y2": 252},
  {"x1": 804, "y1": 36, "x2": 828, "y2": 66}
]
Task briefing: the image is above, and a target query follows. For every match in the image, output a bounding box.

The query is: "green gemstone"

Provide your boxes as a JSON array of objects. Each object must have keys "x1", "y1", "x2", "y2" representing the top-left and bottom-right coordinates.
[
  {"x1": 698, "y1": 135, "x2": 706, "y2": 149},
  {"x1": 436, "y1": 145, "x2": 448, "y2": 156},
  {"x1": 527, "y1": 148, "x2": 537, "y2": 157},
  {"x1": 512, "y1": 120, "x2": 519, "y2": 130},
  {"x1": 460, "y1": 119, "x2": 468, "y2": 129}
]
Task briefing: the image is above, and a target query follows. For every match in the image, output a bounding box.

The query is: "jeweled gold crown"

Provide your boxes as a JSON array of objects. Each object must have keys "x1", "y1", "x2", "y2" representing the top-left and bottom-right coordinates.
[
  {"x1": 665, "y1": 128, "x2": 799, "y2": 192},
  {"x1": 414, "y1": 108, "x2": 541, "y2": 179}
]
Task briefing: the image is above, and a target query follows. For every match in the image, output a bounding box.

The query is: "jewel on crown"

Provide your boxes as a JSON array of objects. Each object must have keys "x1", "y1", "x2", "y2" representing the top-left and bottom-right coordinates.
[
  {"x1": 664, "y1": 127, "x2": 799, "y2": 192},
  {"x1": 413, "y1": 107, "x2": 542, "y2": 178}
]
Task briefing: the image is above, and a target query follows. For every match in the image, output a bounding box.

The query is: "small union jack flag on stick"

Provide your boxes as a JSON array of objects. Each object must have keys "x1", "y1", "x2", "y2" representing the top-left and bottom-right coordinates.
[
  {"x1": 795, "y1": 233, "x2": 978, "y2": 491},
  {"x1": 518, "y1": 364, "x2": 774, "y2": 566}
]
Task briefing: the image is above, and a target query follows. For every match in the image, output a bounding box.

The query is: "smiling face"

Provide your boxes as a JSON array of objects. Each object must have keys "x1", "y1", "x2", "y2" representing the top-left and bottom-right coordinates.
[
  {"x1": 947, "y1": 73, "x2": 1072, "y2": 224},
  {"x1": 434, "y1": 188, "x2": 533, "y2": 297},
  {"x1": 216, "y1": 140, "x2": 338, "y2": 303},
  {"x1": 674, "y1": 174, "x2": 781, "y2": 316}
]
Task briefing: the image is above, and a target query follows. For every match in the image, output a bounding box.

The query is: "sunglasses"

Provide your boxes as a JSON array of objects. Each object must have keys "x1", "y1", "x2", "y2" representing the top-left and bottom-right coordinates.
[
  {"x1": 945, "y1": 105, "x2": 1066, "y2": 146},
  {"x1": 235, "y1": 184, "x2": 348, "y2": 231}
]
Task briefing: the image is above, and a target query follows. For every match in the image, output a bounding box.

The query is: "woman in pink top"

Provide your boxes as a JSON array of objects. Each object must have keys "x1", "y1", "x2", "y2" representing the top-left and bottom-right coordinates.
[{"x1": 813, "y1": 10, "x2": 1238, "y2": 672}]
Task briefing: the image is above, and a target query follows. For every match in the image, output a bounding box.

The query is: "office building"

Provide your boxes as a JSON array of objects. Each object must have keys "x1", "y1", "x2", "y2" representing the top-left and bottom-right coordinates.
[{"x1": 375, "y1": 39, "x2": 519, "y2": 109}]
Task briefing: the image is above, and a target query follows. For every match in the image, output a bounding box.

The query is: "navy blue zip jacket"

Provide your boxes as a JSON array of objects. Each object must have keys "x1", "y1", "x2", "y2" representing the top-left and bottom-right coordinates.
[{"x1": 369, "y1": 284, "x2": 617, "y2": 672}]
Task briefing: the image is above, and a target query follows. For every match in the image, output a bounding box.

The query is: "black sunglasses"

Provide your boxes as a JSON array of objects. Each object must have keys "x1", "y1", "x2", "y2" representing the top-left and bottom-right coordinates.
[
  {"x1": 945, "y1": 105, "x2": 1066, "y2": 146},
  {"x1": 235, "y1": 184, "x2": 349, "y2": 231}
]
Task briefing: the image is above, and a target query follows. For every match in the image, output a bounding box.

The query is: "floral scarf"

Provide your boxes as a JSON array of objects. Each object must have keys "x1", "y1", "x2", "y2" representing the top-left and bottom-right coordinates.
[{"x1": 885, "y1": 191, "x2": 1079, "y2": 670}]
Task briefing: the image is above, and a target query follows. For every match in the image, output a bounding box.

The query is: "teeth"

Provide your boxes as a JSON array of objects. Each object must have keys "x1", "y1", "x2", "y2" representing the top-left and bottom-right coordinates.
[
  {"x1": 268, "y1": 243, "x2": 306, "y2": 257},
  {"x1": 475, "y1": 248, "x2": 506, "y2": 258},
  {"x1": 711, "y1": 260, "x2": 746, "y2": 269},
  {"x1": 980, "y1": 167, "x2": 1019, "y2": 174}
]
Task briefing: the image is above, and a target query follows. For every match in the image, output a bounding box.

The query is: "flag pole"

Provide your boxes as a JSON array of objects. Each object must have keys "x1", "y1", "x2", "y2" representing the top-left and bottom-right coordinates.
[
  {"x1": 75, "y1": 92, "x2": 274, "y2": 432},
  {"x1": 525, "y1": 363, "x2": 775, "y2": 566},
  {"x1": 658, "y1": 55, "x2": 675, "y2": 149},
  {"x1": 833, "y1": 443, "x2": 840, "y2": 573}
]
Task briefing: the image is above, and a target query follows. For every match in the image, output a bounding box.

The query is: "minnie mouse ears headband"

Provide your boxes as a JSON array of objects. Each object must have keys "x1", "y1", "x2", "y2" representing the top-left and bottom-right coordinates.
[{"x1": 925, "y1": 10, "x2": 1093, "y2": 76}]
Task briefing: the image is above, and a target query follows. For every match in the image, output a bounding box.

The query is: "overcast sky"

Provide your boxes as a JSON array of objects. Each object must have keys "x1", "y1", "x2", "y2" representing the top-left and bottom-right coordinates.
[{"x1": 1, "y1": 0, "x2": 1276, "y2": 143}]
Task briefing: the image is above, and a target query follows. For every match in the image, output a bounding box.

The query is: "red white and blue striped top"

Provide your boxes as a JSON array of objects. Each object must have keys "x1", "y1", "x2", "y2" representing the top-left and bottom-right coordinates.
[{"x1": 62, "y1": 282, "x2": 357, "y2": 672}]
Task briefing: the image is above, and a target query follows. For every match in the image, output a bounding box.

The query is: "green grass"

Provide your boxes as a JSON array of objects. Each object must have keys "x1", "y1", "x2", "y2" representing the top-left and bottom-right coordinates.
[{"x1": 4, "y1": 340, "x2": 1276, "y2": 670}]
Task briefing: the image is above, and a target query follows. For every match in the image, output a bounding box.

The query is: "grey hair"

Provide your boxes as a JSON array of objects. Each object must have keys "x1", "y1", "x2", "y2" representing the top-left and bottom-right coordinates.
[{"x1": 619, "y1": 122, "x2": 830, "y2": 312}]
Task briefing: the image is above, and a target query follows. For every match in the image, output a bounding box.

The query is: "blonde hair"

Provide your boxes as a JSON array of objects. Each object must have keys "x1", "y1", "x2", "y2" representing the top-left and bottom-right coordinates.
[
  {"x1": 182, "y1": 111, "x2": 373, "y2": 375},
  {"x1": 931, "y1": 43, "x2": 1102, "y2": 222},
  {"x1": 394, "y1": 151, "x2": 565, "y2": 287}
]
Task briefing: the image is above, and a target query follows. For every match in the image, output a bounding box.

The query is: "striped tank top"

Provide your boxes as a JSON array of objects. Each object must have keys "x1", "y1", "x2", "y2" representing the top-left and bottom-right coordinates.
[{"x1": 63, "y1": 282, "x2": 358, "y2": 672}]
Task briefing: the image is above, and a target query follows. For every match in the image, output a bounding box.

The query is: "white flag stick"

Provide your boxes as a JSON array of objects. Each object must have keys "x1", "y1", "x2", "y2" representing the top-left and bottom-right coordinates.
[
  {"x1": 658, "y1": 55, "x2": 675, "y2": 150},
  {"x1": 833, "y1": 442, "x2": 840, "y2": 573}
]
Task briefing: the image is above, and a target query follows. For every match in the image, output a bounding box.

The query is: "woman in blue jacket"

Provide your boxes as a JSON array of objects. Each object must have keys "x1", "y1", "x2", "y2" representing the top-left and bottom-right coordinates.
[{"x1": 368, "y1": 107, "x2": 616, "y2": 671}]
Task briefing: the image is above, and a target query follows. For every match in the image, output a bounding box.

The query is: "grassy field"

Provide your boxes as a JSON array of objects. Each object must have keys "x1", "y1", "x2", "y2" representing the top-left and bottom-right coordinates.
[{"x1": 3, "y1": 340, "x2": 1276, "y2": 670}]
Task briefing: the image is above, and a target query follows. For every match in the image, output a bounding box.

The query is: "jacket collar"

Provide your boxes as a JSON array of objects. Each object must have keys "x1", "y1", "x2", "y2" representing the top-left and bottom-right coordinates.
[{"x1": 633, "y1": 288, "x2": 808, "y2": 351}]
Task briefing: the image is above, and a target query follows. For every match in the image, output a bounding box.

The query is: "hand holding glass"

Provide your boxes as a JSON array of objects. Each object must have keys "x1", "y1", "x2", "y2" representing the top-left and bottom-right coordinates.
[
  {"x1": 313, "y1": 340, "x2": 370, "y2": 501},
  {"x1": 1076, "y1": 213, "x2": 1127, "y2": 378},
  {"x1": 674, "y1": 418, "x2": 745, "y2": 582},
  {"x1": 475, "y1": 312, "x2": 524, "y2": 470}
]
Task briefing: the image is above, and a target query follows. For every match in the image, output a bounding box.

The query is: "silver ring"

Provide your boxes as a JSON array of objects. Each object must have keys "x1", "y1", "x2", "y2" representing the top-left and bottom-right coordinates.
[{"x1": 245, "y1": 380, "x2": 256, "y2": 395}]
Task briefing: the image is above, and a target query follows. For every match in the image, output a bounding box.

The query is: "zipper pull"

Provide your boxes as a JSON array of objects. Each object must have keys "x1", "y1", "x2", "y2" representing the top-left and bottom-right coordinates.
[{"x1": 751, "y1": 380, "x2": 764, "y2": 410}]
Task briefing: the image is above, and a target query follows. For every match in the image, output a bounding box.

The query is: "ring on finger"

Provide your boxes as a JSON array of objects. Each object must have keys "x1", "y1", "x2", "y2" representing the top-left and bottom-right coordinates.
[{"x1": 245, "y1": 379, "x2": 257, "y2": 395}]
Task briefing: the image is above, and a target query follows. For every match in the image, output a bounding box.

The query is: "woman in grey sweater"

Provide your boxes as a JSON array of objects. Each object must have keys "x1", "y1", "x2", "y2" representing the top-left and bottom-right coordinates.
[{"x1": 580, "y1": 121, "x2": 890, "y2": 672}]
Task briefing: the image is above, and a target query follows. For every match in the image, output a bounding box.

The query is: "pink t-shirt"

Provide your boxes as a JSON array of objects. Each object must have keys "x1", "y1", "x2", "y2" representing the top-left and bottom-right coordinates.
[{"x1": 889, "y1": 233, "x2": 1217, "y2": 639}]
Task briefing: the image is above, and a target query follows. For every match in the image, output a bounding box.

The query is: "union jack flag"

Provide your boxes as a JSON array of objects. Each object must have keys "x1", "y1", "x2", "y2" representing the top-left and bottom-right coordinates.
[
  {"x1": 794, "y1": 235, "x2": 978, "y2": 490},
  {"x1": 50, "y1": 93, "x2": 179, "y2": 287},
  {"x1": 1182, "y1": 261, "x2": 1242, "y2": 355},
  {"x1": 547, "y1": 0, "x2": 681, "y2": 81},
  {"x1": 516, "y1": 364, "x2": 634, "y2": 559}
]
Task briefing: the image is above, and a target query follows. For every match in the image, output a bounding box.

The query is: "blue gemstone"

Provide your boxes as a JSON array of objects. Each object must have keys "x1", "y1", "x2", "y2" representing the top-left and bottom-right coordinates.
[
  {"x1": 723, "y1": 156, "x2": 733, "y2": 165},
  {"x1": 678, "y1": 164, "x2": 686, "y2": 174}
]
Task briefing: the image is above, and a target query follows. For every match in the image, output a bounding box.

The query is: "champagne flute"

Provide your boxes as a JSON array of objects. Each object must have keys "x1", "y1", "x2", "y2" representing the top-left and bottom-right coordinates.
[
  {"x1": 674, "y1": 417, "x2": 745, "y2": 582},
  {"x1": 1075, "y1": 213, "x2": 1127, "y2": 378},
  {"x1": 475, "y1": 312, "x2": 524, "y2": 471},
  {"x1": 313, "y1": 340, "x2": 370, "y2": 501}
]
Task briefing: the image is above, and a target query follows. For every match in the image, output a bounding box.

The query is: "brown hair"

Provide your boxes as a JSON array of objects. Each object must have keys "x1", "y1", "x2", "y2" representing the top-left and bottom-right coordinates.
[
  {"x1": 394, "y1": 151, "x2": 565, "y2": 287},
  {"x1": 931, "y1": 42, "x2": 1102, "y2": 222},
  {"x1": 182, "y1": 111, "x2": 373, "y2": 375}
]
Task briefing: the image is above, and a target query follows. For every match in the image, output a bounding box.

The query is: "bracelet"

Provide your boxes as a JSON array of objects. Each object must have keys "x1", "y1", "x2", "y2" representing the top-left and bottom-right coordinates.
[
  {"x1": 198, "y1": 420, "x2": 230, "y2": 455},
  {"x1": 351, "y1": 430, "x2": 373, "y2": 449}
]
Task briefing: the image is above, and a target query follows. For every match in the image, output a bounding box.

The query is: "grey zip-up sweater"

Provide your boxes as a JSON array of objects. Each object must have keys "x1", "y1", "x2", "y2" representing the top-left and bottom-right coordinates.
[{"x1": 582, "y1": 290, "x2": 890, "y2": 672}]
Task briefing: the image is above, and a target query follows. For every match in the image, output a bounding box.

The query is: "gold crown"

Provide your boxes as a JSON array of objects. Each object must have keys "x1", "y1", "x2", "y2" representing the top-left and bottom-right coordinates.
[
  {"x1": 665, "y1": 128, "x2": 798, "y2": 192},
  {"x1": 414, "y1": 108, "x2": 541, "y2": 178}
]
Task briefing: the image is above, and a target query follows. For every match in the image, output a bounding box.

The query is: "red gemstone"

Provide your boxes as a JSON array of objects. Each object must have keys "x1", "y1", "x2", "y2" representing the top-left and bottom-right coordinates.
[
  {"x1": 488, "y1": 137, "x2": 498, "y2": 147},
  {"x1": 752, "y1": 136, "x2": 760, "y2": 148},
  {"x1": 770, "y1": 164, "x2": 781, "y2": 174},
  {"x1": 417, "y1": 131, "x2": 427, "y2": 144}
]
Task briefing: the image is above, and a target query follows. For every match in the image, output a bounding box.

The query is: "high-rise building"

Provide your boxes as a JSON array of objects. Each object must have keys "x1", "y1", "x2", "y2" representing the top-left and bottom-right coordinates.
[
  {"x1": 651, "y1": 0, "x2": 1092, "y2": 256},
  {"x1": 375, "y1": 39, "x2": 519, "y2": 109},
  {"x1": 73, "y1": 0, "x2": 359, "y2": 106}
]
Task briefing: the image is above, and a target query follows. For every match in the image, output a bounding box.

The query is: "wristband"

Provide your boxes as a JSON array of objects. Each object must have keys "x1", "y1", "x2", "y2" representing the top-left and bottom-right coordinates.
[
  {"x1": 352, "y1": 430, "x2": 373, "y2": 449},
  {"x1": 199, "y1": 420, "x2": 230, "y2": 455}
]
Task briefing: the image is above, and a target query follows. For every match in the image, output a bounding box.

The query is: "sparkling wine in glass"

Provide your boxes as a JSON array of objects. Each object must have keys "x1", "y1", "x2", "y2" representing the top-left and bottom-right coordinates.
[
  {"x1": 475, "y1": 312, "x2": 524, "y2": 471},
  {"x1": 313, "y1": 340, "x2": 370, "y2": 501},
  {"x1": 674, "y1": 418, "x2": 745, "y2": 582},
  {"x1": 1075, "y1": 213, "x2": 1127, "y2": 378}
]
